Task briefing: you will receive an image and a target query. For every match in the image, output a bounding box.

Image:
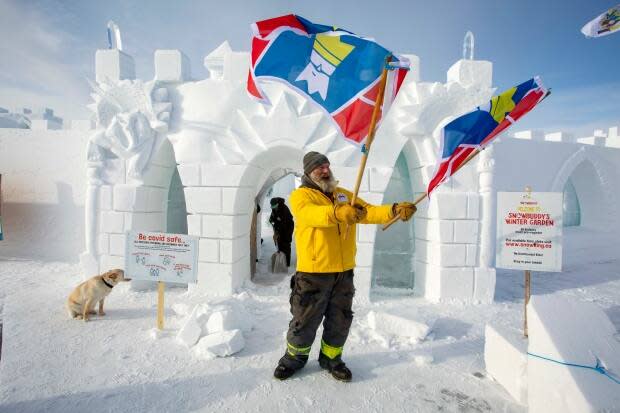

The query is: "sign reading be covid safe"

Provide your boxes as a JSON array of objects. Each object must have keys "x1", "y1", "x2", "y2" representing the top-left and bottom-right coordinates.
[
  {"x1": 125, "y1": 231, "x2": 199, "y2": 283},
  {"x1": 496, "y1": 191, "x2": 563, "y2": 272}
]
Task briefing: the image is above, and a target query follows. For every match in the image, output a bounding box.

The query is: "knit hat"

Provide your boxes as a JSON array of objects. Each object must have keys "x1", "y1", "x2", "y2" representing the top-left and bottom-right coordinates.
[{"x1": 303, "y1": 151, "x2": 330, "y2": 175}]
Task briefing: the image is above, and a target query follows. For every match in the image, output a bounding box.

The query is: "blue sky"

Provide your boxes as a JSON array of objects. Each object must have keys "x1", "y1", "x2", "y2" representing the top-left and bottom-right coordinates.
[{"x1": 0, "y1": 0, "x2": 618, "y2": 136}]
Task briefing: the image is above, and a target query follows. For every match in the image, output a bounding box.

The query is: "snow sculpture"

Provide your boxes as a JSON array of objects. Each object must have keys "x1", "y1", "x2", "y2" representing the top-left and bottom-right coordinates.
[
  {"x1": 81, "y1": 78, "x2": 172, "y2": 277},
  {"x1": 81, "y1": 40, "x2": 616, "y2": 305},
  {"x1": 463, "y1": 31, "x2": 474, "y2": 60},
  {"x1": 90, "y1": 111, "x2": 156, "y2": 178},
  {"x1": 86, "y1": 80, "x2": 170, "y2": 182},
  {"x1": 203, "y1": 41, "x2": 232, "y2": 80},
  {"x1": 107, "y1": 21, "x2": 123, "y2": 51}
]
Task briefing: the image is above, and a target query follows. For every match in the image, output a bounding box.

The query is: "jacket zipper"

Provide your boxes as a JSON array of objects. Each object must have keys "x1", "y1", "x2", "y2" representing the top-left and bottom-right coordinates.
[
  {"x1": 309, "y1": 188, "x2": 347, "y2": 271},
  {"x1": 327, "y1": 191, "x2": 346, "y2": 271},
  {"x1": 311, "y1": 228, "x2": 316, "y2": 261}
]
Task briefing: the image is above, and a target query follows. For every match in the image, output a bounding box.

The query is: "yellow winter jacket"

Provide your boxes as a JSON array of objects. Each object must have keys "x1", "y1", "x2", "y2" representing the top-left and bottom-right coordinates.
[{"x1": 290, "y1": 186, "x2": 395, "y2": 273}]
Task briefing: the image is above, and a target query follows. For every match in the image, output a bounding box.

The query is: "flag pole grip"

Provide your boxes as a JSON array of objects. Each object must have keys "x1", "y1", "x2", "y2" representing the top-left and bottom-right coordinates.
[{"x1": 382, "y1": 192, "x2": 427, "y2": 230}]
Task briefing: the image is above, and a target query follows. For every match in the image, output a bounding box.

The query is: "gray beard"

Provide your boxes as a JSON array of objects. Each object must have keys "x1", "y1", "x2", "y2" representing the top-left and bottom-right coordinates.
[{"x1": 312, "y1": 172, "x2": 338, "y2": 193}]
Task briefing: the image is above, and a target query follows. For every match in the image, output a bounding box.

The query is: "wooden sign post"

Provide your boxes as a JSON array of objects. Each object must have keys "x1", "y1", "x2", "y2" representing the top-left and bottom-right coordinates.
[
  {"x1": 524, "y1": 269, "x2": 531, "y2": 337},
  {"x1": 157, "y1": 281, "x2": 165, "y2": 330},
  {"x1": 523, "y1": 186, "x2": 532, "y2": 338}
]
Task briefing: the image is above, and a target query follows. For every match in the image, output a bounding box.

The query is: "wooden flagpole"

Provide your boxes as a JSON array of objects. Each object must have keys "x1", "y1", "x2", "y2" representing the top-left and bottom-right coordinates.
[
  {"x1": 345, "y1": 56, "x2": 391, "y2": 238},
  {"x1": 382, "y1": 147, "x2": 483, "y2": 231}
]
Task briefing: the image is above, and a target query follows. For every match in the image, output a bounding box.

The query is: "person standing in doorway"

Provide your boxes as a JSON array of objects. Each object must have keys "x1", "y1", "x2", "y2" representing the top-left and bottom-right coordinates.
[
  {"x1": 269, "y1": 197, "x2": 294, "y2": 267},
  {"x1": 273, "y1": 151, "x2": 416, "y2": 382}
]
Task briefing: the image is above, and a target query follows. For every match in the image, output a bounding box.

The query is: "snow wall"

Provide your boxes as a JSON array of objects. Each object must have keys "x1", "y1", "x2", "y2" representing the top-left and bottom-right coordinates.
[
  {"x1": 0, "y1": 128, "x2": 89, "y2": 261},
  {"x1": 493, "y1": 133, "x2": 620, "y2": 233}
]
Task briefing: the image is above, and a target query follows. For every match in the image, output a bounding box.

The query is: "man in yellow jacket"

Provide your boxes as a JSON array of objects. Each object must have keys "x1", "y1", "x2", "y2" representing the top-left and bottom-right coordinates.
[{"x1": 274, "y1": 151, "x2": 416, "y2": 382}]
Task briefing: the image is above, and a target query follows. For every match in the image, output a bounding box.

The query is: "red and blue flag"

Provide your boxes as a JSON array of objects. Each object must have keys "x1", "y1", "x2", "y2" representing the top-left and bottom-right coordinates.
[
  {"x1": 248, "y1": 14, "x2": 409, "y2": 143},
  {"x1": 427, "y1": 77, "x2": 549, "y2": 196}
]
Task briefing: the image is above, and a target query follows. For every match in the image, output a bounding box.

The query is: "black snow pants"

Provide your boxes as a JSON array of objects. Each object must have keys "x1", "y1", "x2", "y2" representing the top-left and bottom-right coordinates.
[{"x1": 279, "y1": 270, "x2": 355, "y2": 370}]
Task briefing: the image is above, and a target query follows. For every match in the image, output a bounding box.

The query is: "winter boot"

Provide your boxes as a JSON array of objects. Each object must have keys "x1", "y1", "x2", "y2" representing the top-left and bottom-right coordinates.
[
  {"x1": 273, "y1": 353, "x2": 307, "y2": 381},
  {"x1": 318, "y1": 352, "x2": 352, "y2": 382},
  {"x1": 273, "y1": 364, "x2": 297, "y2": 380}
]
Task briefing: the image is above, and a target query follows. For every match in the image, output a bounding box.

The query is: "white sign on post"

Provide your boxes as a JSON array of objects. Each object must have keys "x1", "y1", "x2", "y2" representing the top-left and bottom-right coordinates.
[
  {"x1": 125, "y1": 231, "x2": 199, "y2": 283},
  {"x1": 496, "y1": 191, "x2": 563, "y2": 272}
]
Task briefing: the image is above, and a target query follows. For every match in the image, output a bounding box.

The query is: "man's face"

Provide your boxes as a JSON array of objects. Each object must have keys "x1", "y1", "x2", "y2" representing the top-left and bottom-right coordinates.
[
  {"x1": 309, "y1": 162, "x2": 338, "y2": 193},
  {"x1": 310, "y1": 162, "x2": 331, "y2": 182}
]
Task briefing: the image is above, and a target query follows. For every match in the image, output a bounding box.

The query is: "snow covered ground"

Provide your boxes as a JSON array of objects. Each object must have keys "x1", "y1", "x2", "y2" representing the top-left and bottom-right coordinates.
[{"x1": 0, "y1": 227, "x2": 618, "y2": 412}]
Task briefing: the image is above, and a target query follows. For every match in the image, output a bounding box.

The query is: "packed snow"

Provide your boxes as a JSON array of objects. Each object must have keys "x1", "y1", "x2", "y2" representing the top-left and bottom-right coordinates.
[
  {"x1": 484, "y1": 323, "x2": 528, "y2": 404},
  {"x1": 0, "y1": 227, "x2": 618, "y2": 412},
  {"x1": 527, "y1": 294, "x2": 620, "y2": 412}
]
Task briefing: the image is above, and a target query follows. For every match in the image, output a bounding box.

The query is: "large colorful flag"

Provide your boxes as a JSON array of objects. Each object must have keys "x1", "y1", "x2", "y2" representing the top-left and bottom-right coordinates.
[
  {"x1": 247, "y1": 14, "x2": 409, "y2": 143},
  {"x1": 427, "y1": 77, "x2": 549, "y2": 196},
  {"x1": 581, "y1": 4, "x2": 620, "y2": 38}
]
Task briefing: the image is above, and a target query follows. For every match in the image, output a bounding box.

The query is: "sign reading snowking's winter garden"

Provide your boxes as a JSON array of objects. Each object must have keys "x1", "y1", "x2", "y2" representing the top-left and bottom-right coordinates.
[
  {"x1": 496, "y1": 192, "x2": 563, "y2": 272},
  {"x1": 125, "y1": 231, "x2": 199, "y2": 283}
]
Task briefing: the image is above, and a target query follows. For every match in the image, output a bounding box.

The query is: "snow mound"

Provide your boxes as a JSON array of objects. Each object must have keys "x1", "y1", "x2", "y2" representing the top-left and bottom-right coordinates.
[
  {"x1": 176, "y1": 305, "x2": 204, "y2": 347},
  {"x1": 175, "y1": 299, "x2": 252, "y2": 355},
  {"x1": 367, "y1": 310, "x2": 431, "y2": 342},
  {"x1": 171, "y1": 302, "x2": 191, "y2": 317},
  {"x1": 528, "y1": 294, "x2": 620, "y2": 413},
  {"x1": 414, "y1": 354, "x2": 434, "y2": 366},
  {"x1": 206, "y1": 309, "x2": 252, "y2": 334},
  {"x1": 194, "y1": 329, "x2": 245, "y2": 359},
  {"x1": 234, "y1": 291, "x2": 251, "y2": 301},
  {"x1": 149, "y1": 328, "x2": 167, "y2": 339}
]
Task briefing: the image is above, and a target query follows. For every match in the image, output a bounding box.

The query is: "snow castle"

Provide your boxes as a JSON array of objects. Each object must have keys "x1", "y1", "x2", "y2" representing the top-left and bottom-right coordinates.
[
  {"x1": 76, "y1": 43, "x2": 620, "y2": 303},
  {"x1": 3, "y1": 40, "x2": 616, "y2": 304}
]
